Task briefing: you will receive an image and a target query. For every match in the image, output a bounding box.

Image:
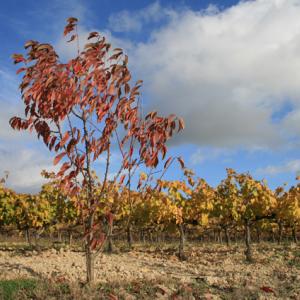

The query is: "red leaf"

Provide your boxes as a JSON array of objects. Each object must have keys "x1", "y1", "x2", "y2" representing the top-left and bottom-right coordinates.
[
  {"x1": 53, "y1": 152, "x2": 66, "y2": 165},
  {"x1": 260, "y1": 286, "x2": 274, "y2": 293},
  {"x1": 90, "y1": 238, "x2": 98, "y2": 250},
  {"x1": 164, "y1": 157, "x2": 173, "y2": 169},
  {"x1": 24, "y1": 40, "x2": 37, "y2": 49},
  {"x1": 60, "y1": 131, "x2": 70, "y2": 148},
  {"x1": 67, "y1": 35, "x2": 76, "y2": 43},
  {"x1": 108, "y1": 83, "x2": 115, "y2": 95},
  {"x1": 178, "y1": 117, "x2": 185, "y2": 131},
  {"x1": 58, "y1": 162, "x2": 70, "y2": 175},
  {"x1": 177, "y1": 157, "x2": 185, "y2": 169},
  {"x1": 106, "y1": 212, "x2": 114, "y2": 226},
  {"x1": 12, "y1": 54, "x2": 25, "y2": 64},
  {"x1": 88, "y1": 32, "x2": 99, "y2": 40},
  {"x1": 67, "y1": 17, "x2": 78, "y2": 23},
  {"x1": 16, "y1": 67, "x2": 26, "y2": 74},
  {"x1": 119, "y1": 174, "x2": 126, "y2": 185}
]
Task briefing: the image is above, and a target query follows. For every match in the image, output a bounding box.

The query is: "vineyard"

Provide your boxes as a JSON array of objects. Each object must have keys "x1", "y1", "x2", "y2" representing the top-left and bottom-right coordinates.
[
  {"x1": 1, "y1": 16, "x2": 300, "y2": 300},
  {"x1": 1, "y1": 168, "x2": 300, "y2": 299}
]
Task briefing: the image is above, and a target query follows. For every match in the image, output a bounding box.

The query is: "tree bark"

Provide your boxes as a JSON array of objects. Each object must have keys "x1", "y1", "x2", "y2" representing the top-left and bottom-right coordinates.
[
  {"x1": 224, "y1": 227, "x2": 230, "y2": 246},
  {"x1": 270, "y1": 229, "x2": 275, "y2": 243},
  {"x1": 277, "y1": 222, "x2": 283, "y2": 245},
  {"x1": 25, "y1": 228, "x2": 31, "y2": 246},
  {"x1": 58, "y1": 230, "x2": 62, "y2": 243},
  {"x1": 178, "y1": 224, "x2": 187, "y2": 261},
  {"x1": 68, "y1": 231, "x2": 72, "y2": 246},
  {"x1": 85, "y1": 243, "x2": 94, "y2": 283},
  {"x1": 127, "y1": 225, "x2": 133, "y2": 249},
  {"x1": 142, "y1": 231, "x2": 146, "y2": 243},
  {"x1": 218, "y1": 229, "x2": 222, "y2": 243},
  {"x1": 244, "y1": 219, "x2": 253, "y2": 262},
  {"x1": 107, "y1": 222, "x2": 114, "y2": 253},
  {"x1": 256, "y1": 227, "x2": 261, "y2": 243},
  {"x1": 233, "y1": 230, "x2": 237, "y2": 243},
  {"x1": 292, "y1": 226, "x2": 298, "y2": 243}
]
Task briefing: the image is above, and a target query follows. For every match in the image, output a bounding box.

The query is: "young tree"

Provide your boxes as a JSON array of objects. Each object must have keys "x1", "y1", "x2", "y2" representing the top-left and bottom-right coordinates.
[
  {"x1": 14, "y1": 194, "x2": 52, "y2": 245},
  {"x1": 0, "y1": 181, "x2": 16, "y2": 233},
  {"x1": 40, "y1": 171, "x2": 79, "y2": 244},
  {"x1": 227, "y1": 169, "x2": 276, "y2": 262},
  {"x1": 275, "y1": 180, "x2": 300, "y2": 244},
  {"x1": 10, "y1": 17, "x2": 184, "y2": 283},
  {"x1": 158, "y1": 169, "x2": 214, "y2": 260},
  {"x1": 213, "y1": 174, "x2": 241, "y2": 246}
]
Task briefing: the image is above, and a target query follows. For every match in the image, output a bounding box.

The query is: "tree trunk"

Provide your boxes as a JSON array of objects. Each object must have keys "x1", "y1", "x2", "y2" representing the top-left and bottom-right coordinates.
[
  {"x1": 85, "y1": 243, "x2": 94, "y2": 283},
  {"x1": 127, "y1": 225, "x2": 133, "y2": 249},
  {"x1": 178, "y1": 224, "x2": 187, "y2": 261},
  {"x1": 256, "y1": 227, "x2": 261, "y2": 243},
  {"x1": 58, "y1": 230, "x2": 62, "y2": 243},
  {"x1": 107, "y1": 223, "x2": 114, "y2": 253},
  {"x1": 270, "y1": 229, "x2": 275, "y2": 243},
  {"x1": 85, "y1": 210, "x2": 96, "y2": 284},
  {"x1": 292, "y1": 226, "x2": 298, "y2": 243},
  {"x1": 224, "y1": 227, "x2": 230, "y2": 246},
  {"x1": 278, "y1": 222, "x2": 283, "y2": 245},
  {"x1": 234, "y1": 230, "x2": 237, "y2": 243},
  {"x1": 244, "y1": 219, "x2": 253, "y2": 262},
  {"x1": 149, "y1": 231, "x2": 153, "y2": 243},
  {"x1": 142, "y1": 231, "x2": 146, "y2": 243},
  {"x1": 218, "y1": 229, "x2": 223, "y2": 243},
  {"x1": 25, "y1": 228, "x2": 31, "y2": 245},
  {"x1": 68, "y1": 231, "x2": 72, "y2": 246}
]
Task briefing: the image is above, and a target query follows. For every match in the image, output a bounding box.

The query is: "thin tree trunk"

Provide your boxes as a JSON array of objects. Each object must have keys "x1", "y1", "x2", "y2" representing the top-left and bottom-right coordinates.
[
  {"x1": 278, "y1": 222, "x2": 283, "y2": 245},
  {"x1": 271, "y1": 230, "x2": 275, "y2": 242},
  {"x1": 107, "y1": 222, "x2": 114, "y2": 253},
  {"x1": 127, "y1": 225, "x2": 133, "y2": 249},
  {"x1": 218, "y1": 229, "x2": 223, "y2": 243},
  {"x1": 234, "y1": 230, "x2": 237, "y2": 243},
  {"x1": 25, "y1": 228, "x2": 31, "y2": 245},
  {"x1": 85, "y1": 243, "x2": 94, "y2": 283},
  {"x1": 85, "y1": 214, "x2": 96, "y2": 283},
  {"x1": 149, "y1": 231, "x2": 153, "y2": 243},
  {"x1": 178, "y1": 224, "x2": 187, "y2": 261},
  {"x1": 68, "y1": 231, "x2": 72, "y2": 246},
  {"x1": 224, "y1": 227, "x2": 230, "y2": 246},
  {"x1": 58, "y1": 230, "x2": 62, "y2": 243},
  {"x1": 256, "y1": 227, "x2": 261, "y2": 243},
  {"x1": 244, "y1": 219, "x2": 253, "y2": 262},
  {"x1": 292, "y1": 226, "x2": 298, "y2": 243}
]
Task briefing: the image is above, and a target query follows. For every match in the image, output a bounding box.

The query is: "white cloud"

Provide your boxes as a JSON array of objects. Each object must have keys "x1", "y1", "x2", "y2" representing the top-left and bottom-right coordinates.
[
  {"x1": 108, "y1": 2, "x2": 173, "y2": 33},
  {"x1": 190, "y1": 147, "x2": 234, "y2": 165},
  {"x1": 0, "y1": 69, "x2": 59, "y2": 193},
  {"x1": 128, "y1": 0, "x2": 300, "y2": 148},
  {"x1": 257, "y1": 159, "x2": 300, "y2": 176},
  {"x1": 0, "y1": 147, "x2": 58, "y2": 193},
  {"x1": 283, "y1": 109, "x2": 300, "y2": 137}
]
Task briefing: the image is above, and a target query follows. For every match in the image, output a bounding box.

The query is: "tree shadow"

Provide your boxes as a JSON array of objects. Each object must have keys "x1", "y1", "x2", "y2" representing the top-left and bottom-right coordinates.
[{"x1": 0, "y1": 262, "x2": 42, "y2": 278}]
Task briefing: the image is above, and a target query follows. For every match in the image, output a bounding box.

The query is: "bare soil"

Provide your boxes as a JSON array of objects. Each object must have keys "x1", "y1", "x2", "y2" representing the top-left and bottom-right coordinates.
[{"x1": 0, "y1": 242, "x2": 300, "y2": 299}]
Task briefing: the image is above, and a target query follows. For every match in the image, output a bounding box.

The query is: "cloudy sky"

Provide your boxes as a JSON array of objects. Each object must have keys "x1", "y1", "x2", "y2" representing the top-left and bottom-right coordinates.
[{"x1": 1, "y1": 0, "x2": 300, "y2": 192}]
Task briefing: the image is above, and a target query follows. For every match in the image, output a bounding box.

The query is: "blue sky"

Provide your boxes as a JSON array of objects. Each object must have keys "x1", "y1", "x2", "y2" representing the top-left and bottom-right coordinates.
[{"x1": 1, "y1": 0, "x2": 300, "y2": 192}]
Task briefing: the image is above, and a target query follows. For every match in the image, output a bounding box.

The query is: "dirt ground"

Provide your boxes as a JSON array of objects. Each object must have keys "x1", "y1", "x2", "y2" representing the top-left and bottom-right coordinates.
[{"x1": 0, "y1": 242, "x2": 300, "y2": 299}]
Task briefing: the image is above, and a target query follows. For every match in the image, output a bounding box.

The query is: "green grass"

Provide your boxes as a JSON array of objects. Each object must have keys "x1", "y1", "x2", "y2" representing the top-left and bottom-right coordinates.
[{"x1": 0, "y1": 279, "x2": 36, "y2": 300}]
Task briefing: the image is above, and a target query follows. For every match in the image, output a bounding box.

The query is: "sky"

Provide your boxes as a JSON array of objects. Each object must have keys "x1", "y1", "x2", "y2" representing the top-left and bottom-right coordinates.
[{"x1": 0, "y1": 0, "x2": 300, "y2": 192}]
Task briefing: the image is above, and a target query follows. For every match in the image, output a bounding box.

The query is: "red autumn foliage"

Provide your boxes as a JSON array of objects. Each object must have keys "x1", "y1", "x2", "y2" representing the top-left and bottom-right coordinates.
[{"x1": 10, "y1": 17, "x2": 184, "y2": 283}]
